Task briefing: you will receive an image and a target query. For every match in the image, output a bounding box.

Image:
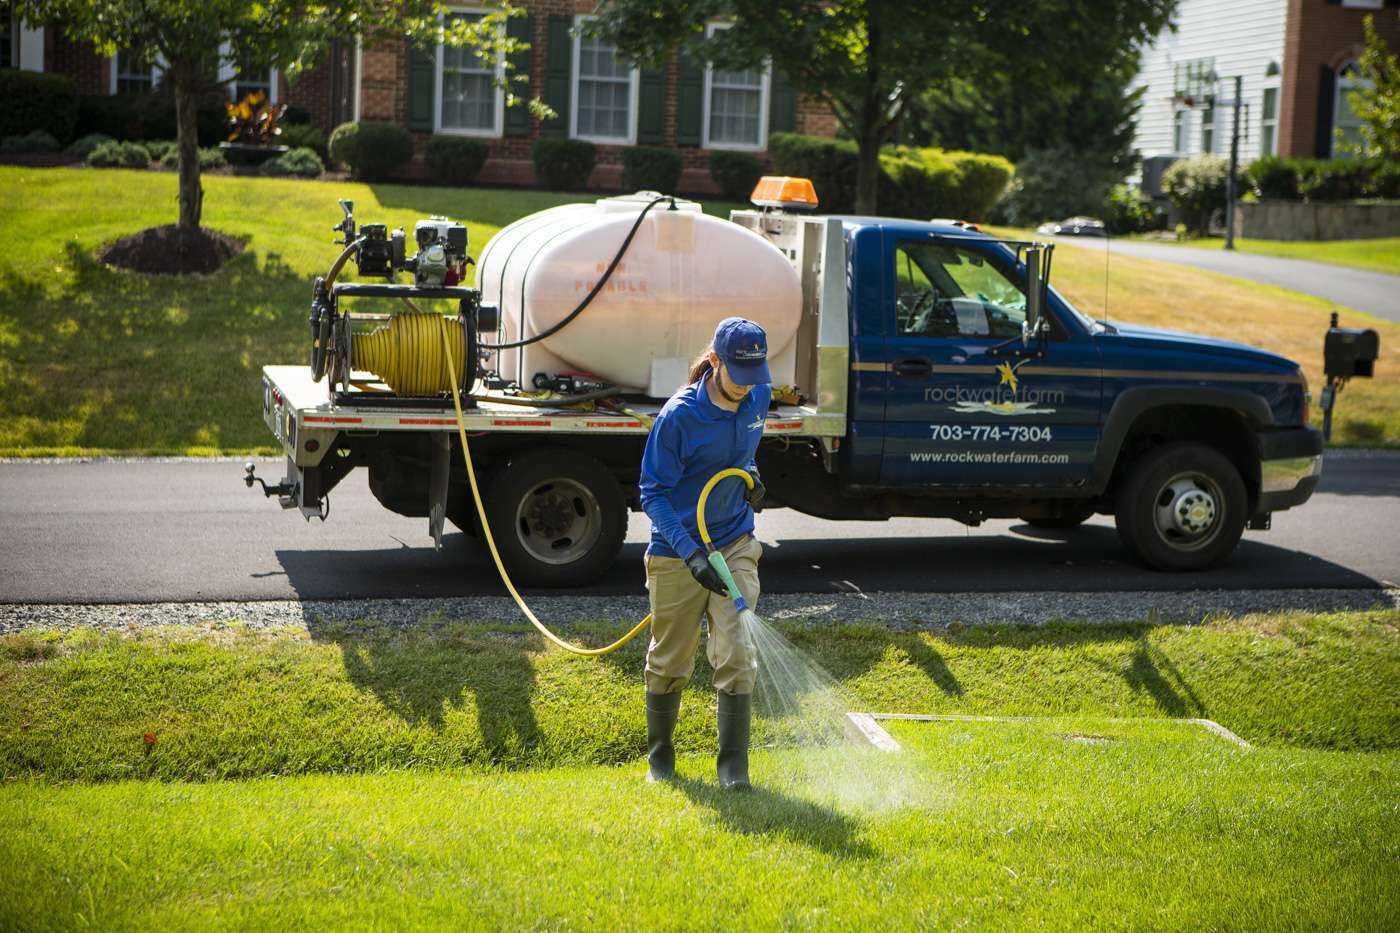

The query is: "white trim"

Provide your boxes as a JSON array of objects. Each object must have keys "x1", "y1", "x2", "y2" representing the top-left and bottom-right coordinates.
[
  {"x1": 1341, "y1": 0, "x2": 1382, "y2": 9},
  {"x1": 353, "y1": 37, "x2": 363, "y2": 121},
  {"x1": 568, "y1": 14, "x2": 639, "y2": 145},
  {"x1": 1332, "y1": 59, "x2": 1370, "y2": 159},
  {"x1": 701, "y1": 23, "x2": 770, "y2": 152},
  {"x1": 18, "y1": 21, "x2": 43, "y2": 72},
  {"x1": 217, "y1": 41, "x2": 279, "y2": 105},
  {"x1": 434, "y1": 7, "x2": 505, "y2": 139},
  {"x1": 1259, "y1": 82, "x2": 1280, "y2": 158}
]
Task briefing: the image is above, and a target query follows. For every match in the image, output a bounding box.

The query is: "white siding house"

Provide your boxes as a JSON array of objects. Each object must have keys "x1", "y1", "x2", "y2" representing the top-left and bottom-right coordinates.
[{"x1": 1130, "y1": 0, "x2": 1287, "y2": 186}]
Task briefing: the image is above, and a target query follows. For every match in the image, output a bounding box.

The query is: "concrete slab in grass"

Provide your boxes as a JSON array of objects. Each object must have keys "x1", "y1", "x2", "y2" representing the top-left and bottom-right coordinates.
[{"x1": 844, "y1": 711, "x2": 1251, "y2": 752}]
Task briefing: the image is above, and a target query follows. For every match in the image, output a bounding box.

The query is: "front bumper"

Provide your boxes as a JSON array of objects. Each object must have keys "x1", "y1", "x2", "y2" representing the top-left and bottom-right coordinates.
[{"x1": 1256, "y1": 427, "x2": 1323, "y2": 512}]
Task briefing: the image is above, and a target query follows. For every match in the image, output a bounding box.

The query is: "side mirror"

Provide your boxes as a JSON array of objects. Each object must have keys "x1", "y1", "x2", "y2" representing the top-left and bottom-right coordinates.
[{"x1": 1023, "y1": 243, "x2": 1053, "y2": 346}]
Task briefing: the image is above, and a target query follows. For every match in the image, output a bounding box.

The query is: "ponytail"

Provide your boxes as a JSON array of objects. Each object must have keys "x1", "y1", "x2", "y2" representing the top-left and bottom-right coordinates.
[{"x1": 687, "y1": 343, "x2": 714, "y2": 384}]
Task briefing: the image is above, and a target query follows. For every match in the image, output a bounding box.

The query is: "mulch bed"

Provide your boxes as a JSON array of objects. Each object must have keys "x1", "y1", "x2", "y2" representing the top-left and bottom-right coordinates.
[{"x1": 97, "y1": 224, "x2": 244, "y2": 276}]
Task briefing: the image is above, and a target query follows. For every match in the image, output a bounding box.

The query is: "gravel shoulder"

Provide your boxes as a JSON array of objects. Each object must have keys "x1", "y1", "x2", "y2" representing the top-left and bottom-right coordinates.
[{"x1": 5, "y1": 589, "x2": 1398, "y2": 635}]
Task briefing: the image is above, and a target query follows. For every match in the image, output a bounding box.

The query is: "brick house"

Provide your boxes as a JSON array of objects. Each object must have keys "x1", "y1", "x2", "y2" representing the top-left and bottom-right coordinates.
[
  {"x1": 1129, "y1": 0, "x2": 1400, "y2": 193},
  {"x1": 5, "y1": 1, "x2": 837, "y2": 193}
]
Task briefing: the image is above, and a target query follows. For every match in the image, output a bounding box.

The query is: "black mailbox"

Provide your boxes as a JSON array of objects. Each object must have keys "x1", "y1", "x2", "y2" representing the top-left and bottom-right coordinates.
[{"x1": 1324, "y1": 327, "x2": 1379, "y2": 379}]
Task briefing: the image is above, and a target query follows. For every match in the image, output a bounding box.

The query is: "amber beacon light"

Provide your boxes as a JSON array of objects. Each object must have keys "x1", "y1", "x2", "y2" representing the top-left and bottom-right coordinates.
[{"x1": 749, "y1": 176, "x2": 819, "y2": 211}]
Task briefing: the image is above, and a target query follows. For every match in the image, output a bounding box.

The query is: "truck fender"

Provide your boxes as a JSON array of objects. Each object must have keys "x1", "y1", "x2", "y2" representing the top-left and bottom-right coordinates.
[{"x1": 1089, "y1": 386, "x2": 1273, "y2": 494}]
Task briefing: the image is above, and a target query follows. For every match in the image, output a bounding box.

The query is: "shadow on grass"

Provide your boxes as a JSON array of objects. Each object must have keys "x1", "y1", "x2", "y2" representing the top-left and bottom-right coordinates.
[
  {"x1": 673, "y1": 777, "x2": 878, "y2": 860},
  {"x1": 305, "y1": 621, "x2": 540, "y2": 753}
]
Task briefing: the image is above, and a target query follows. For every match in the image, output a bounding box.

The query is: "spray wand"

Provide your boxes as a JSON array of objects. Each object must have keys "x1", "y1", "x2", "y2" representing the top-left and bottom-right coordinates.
[{"x1": 697, "y1": 468, "x2": 758, "y2": 612}]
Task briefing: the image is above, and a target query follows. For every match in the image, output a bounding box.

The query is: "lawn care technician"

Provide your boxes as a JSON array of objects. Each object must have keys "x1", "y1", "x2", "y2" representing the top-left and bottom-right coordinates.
[{"x1": 639, "y1": 317, "x2": 771, "y2": 790}]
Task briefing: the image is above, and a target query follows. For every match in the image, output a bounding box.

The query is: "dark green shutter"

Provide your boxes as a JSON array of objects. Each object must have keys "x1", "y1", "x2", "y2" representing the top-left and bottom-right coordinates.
[
  {"x1": 1316, "y1": 64, "x2": 1335, "y2": 158},
  {"x1": 768, "y1": 68, "x2": 796, "y2": 138},
  {"x1": 504, "y1": 14, "x2": 533, "y2": 137},
  {"x1": 541, "y1": 15, "x2": 572, "y2": 137},
  {"x1": 676, "y1": 50, "x2": 703, "y2": 146},
  {"x1": 638, "y1": 67, "x2": 665, "y2": 144},
  {"x1": 408, "y1": 44, "x2": 435, "y2": 132}
]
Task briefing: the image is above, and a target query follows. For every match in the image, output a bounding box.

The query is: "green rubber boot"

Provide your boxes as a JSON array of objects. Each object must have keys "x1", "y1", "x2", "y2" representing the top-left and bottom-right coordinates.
[
  {"x1": 645, "y1": 691, "x2": 681, "y2": 782},
  {"x1": 716, "y1": 691, "x2": 752, "y2": 791}
]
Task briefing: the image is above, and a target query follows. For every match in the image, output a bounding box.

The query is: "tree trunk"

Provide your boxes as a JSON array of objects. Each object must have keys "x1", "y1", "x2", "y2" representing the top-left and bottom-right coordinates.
[
  {"x1": 853, "y1": 133, "x2": 881, "y2": 215},
  {"x1": 173, "y1": 62, "x2": 203, "y2": 230}
]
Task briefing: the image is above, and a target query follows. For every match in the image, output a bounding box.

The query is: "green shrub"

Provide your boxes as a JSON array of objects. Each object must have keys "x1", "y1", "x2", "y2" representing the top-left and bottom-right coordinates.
[
  {"x1": 74, "y1": 92, "x2": 226, "y2": 147},
  {"x1": 278, "y1": 123, "x2": 327, "y2": 160},
  {"x1": 328, "y1": 121, "x2": 414, "y2": 180},
  {"x1": 942, "y1": 150, "x2": 1015, "y2": 220},
  {"x1": 1368, "y1": 161, "x2": 1400, "y2": 199},
  {"x1": 67, "y1": 133, "x2": 116, "y2": 160},
  {"x1": 425, "y1": 135, "x2": 489, "y2": 185},
  {"x1": 282, "y1": 105, "x2": 314, "y2": 125},
  {"x1": 621, "y1": 145, "x2": 683, "y2": 193},
  {"x1": 768, "y1": 132, "x2": 860, "y2": 212},
  {"x1": 994, "y1": 145, "x2": 1125, "y2": 227},
  {"x1": 156, "y1": 145, "x2": 226, "y2": 171},
  {"x1": 1103, "y1": 184, "x2": 1152, "y2": 235},
  {"x1": 143, "y1": 139, "x2": 178, "y2": 163},
  {"x1": 260, "y1": 146, "x2": 323, "y2": 178},
  {"x1": 1297, "y1": 160, "x2": 1369, "y2": 201},
  {"x1": 878, "y1": 149, "x2": 963, "y2": 220},
  {"x1": 708, "y1": 150, "x2": 763, "y2": 202},
  {"x1": 1246, "y1": 156, "x2": 1300, "y2": 200},
  {"x1": 532, "y1": 137, "x2": 597, "y2": 190},
  {"x1": 1163, "y1": 155, "x2": 1233, "y2": 235},
  {"x1": 1, "y1": 130, "x2": 61, "y2": 153},
  {"x1": 0, "y1": 70, "x2": 78, "y2": 143},
  {"x1": 86, "y1": 140, "x2": 152, "y2": 169}
]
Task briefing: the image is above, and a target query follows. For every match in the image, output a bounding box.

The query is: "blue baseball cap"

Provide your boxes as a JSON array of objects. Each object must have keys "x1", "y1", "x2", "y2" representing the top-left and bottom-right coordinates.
[{"x1": 713, "y1": 317, "x2": 770, "y2": 386}]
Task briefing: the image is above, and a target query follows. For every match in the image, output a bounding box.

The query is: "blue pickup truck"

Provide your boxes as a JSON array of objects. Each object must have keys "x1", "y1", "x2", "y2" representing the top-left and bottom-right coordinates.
[{"x1": 255, "y1": 200, "x2": 1323, "y2": 585}]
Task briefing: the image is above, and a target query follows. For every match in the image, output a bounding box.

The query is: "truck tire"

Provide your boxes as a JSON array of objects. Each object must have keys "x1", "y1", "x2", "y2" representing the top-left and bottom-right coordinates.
[
  {"x1": 1114, "y1": 442, "x2": 1246, "y2": 571},
  {"x1": 483, "y1": 449, "x2": 627, "y2": 587}
]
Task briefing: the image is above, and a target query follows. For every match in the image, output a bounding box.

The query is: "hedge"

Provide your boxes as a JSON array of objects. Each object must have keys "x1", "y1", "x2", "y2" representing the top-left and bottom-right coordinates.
[
  {"x1": 328, "y1": 121, "x2": 414, "y2": 180},
  {"x1": 0, "y1": 71, "x2": 78, "y2": 143},
  {"x1": 767, "y1": 133, "x2": 1012, "y2": 220},
  {"x1": 74, "y1": 92, "x2": 226, "y2": 147},
  {"x1": 261, "y1": 147, "x2": 324, "y2": 178},
  {"x1": 1245, "y1": 156, "x2": 1400, "y2": 202},
  {"x1": 532, "y1": 138, "x2": 597, "y2": 190},
  {"x1": 1, "y1": 131, "x2": 61, "y2": 154},
  {"x1": 708, "y1": 150, "x2": 763, "y2": 202},
  {"x1": 425, "y1": 135, "x2": 489, "y2": 185},
  {"x1": 86, "y1": 141, "x2": 152, "y2": 169},
  {"x1": 621, "y1": 146, "x2": 682, "y2": 193}
]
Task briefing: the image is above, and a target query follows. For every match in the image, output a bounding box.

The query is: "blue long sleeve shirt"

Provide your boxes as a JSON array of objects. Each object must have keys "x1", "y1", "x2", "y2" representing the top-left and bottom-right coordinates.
[{"x1": 639, "y1": 373, "x2": 770, "y2": 559}]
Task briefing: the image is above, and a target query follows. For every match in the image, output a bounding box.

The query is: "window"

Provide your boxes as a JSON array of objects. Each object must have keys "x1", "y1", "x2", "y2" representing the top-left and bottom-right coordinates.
[
  {"x1": 1200, "y1": 104, "x2": 1215, "y2": 154},
  {"x1": 1260, "y1": 86, "x2": 1278, "y2": 157},
  {"x1": 894, "y1": 242, "x2": 1026, "y2": 340},
  {"x1": 217, "y1": 42, "x2": 277, "y2": 104},
  {"x1": 1333, "y1": 60, "x2": 1370, "y2": 158},
  {"x1": 112, "y1": 47, "x2": 158, "y2": 94},
  {"x1": 571, "y1": 18, "x2": 636, "y2": 143},
  {"x1": 1172, "y1": 108, "x2": 1187, "y2": 153},
  {"x1": 438, "y1": 10, "x2": 502, "y2": 135},
  {"x1": 1341, "y1": 0, "x2": 1382, "y2": 9},
  {"x1": 702, "y1": 24, "x2": 769, "y2": 150}
]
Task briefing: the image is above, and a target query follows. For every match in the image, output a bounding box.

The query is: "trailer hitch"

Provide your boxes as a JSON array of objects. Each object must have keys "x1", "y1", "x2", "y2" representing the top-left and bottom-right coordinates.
[{"x1": 244, "y1": 462, "x2": 297, "y2": 500}]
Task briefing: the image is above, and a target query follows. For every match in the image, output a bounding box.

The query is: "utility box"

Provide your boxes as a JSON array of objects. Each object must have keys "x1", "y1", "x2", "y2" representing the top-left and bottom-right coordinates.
[{"x1": 1324, "y1": 327, "x2": 1380, "y2": 379}]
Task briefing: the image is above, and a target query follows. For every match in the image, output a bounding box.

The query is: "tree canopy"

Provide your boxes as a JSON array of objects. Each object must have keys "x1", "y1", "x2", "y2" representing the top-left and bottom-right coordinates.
[
  {"x1": 588, "y1": 0, "x2": 1176, "y2": 214},
  {"x1": 1344, "y1": 12, "x2": 1400, "y2": 162}
]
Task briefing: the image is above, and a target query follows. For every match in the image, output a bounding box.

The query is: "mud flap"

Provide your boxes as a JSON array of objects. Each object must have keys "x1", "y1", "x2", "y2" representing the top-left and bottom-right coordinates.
[{"x1": 428, "y1": 433, "x2": 450, "y2": 550}]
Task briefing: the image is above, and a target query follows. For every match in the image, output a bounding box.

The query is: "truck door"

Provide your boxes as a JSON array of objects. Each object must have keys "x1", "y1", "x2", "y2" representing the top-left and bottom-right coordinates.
[{"x1": 877, "y1": 235, "x2": 1102, "y2": 488}]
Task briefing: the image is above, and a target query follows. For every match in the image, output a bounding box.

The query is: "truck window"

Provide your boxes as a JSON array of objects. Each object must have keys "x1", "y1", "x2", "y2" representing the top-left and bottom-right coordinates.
[{"x1": 894, "y1": 241, "x2": 1026, "y2": 340}]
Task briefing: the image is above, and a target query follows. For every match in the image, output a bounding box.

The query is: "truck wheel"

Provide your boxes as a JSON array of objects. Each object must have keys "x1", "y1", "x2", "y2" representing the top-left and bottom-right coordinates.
[
  {"x1": 1114, "y1": 443, "x2": 1247, "y2": 571},
  {"x1": 483, "y1": 449, "x2": 627, "y2": 587}
]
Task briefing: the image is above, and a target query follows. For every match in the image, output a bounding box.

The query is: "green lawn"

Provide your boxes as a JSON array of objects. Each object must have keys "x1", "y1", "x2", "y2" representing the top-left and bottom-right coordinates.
[
  {"x1": 3, "y1": 611, "x2": 1396, "y2": 928},
  {"x1": 1132, "y1": 233, "x2": 1400, "y2": 276}
]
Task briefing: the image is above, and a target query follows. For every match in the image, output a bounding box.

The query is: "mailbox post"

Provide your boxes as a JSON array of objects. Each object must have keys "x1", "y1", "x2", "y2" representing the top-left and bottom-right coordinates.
[{"x1": 1321, "y1": 311, "x2": 1381, "y2": 441}]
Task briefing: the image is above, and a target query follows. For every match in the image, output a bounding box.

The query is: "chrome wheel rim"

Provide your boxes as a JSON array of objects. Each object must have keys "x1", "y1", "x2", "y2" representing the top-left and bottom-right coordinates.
[
  {"x1": 513, "y1": 478, "x2": 603, "y2": 566},
  {"x1": 1152, "y1": 471, "x2": 1223, "y2": 552}
]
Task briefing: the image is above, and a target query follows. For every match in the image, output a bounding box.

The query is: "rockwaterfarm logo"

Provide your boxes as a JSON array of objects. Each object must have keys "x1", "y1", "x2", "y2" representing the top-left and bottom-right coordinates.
[{"x1": 923, "y1": 361, "x2": 1063, "y2": 415}]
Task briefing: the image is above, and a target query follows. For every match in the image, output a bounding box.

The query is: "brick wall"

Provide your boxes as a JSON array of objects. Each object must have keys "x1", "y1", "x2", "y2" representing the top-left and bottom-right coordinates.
[
  {"x1": 49, "y1": 33, "x2": 106, "y2": 95},
  {"x1": 1279, "y1": 0, "x2": 1400, "y2": 158}
]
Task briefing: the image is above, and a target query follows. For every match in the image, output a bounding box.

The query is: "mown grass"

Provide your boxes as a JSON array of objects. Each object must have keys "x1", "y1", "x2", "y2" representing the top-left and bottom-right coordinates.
[
  {"x1": 5, "y1": 166, "x2": 1397, "y2": 453},
  {"x1": 0, "y1": 166, "x2": 741, "y2": 456},
  {"x1": 3, "y1": 610, "x2": 1397, "y2": 783},
  {"x1": 1132, "y1": 233, "x2": 1400, "y2": 276},
  {"x1": 991, "y1": 224, "x2": 1400, "y2": 445},
  {"x1": 1, "y1": 720, "x2": 1395, "y2": 930}
]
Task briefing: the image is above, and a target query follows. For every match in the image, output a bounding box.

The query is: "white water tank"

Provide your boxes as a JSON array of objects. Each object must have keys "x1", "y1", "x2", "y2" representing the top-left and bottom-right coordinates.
[{"x1": 475, "y1": 193, "x2": 802, "y2": 398}]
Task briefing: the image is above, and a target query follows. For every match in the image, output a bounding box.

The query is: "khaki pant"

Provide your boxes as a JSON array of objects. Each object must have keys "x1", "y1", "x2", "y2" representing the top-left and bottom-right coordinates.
[{"x1": 644, "y1": 534, "x2": 762, "y2": 695}]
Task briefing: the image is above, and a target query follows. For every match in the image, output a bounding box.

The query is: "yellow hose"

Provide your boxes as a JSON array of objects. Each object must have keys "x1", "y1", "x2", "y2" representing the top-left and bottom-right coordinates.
[
  {"x1": 437, "y1": 316, "x2": 754, "y2": 656},
  {"x1": 354, "y1": 313, "x2": 466, "y2": 395}
]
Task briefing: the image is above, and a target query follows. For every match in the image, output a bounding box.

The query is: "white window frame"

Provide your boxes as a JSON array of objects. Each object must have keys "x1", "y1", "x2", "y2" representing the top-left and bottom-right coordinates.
[
  {"x1": 109, "y1": 49, "x2": 162, "y2": 95},
  {"x1": 1341, "y1": 0, "x2": 1382, "y2": 9},
  {"x1": 1171, "y1": 107, "x2": 1187, "y2": 155},
  {"x1": 1332, "y1": 59, "x2": 1371, "y2": 158},
  {"x1": 434, "y1": 7, "x2": 505, "y2": 138},
  {"x1": 569, "y1": 14, "x2": 639, "y2": 145},
  {"x1": 1259, "y1": 83, "x2": 1280, "y2": 158},
  {"x1": 701, "y1": 23, "x2": 770, "y2": 152},
  {"x1": 217, "y1": 41, "x2": 279, "y2": 105}
]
